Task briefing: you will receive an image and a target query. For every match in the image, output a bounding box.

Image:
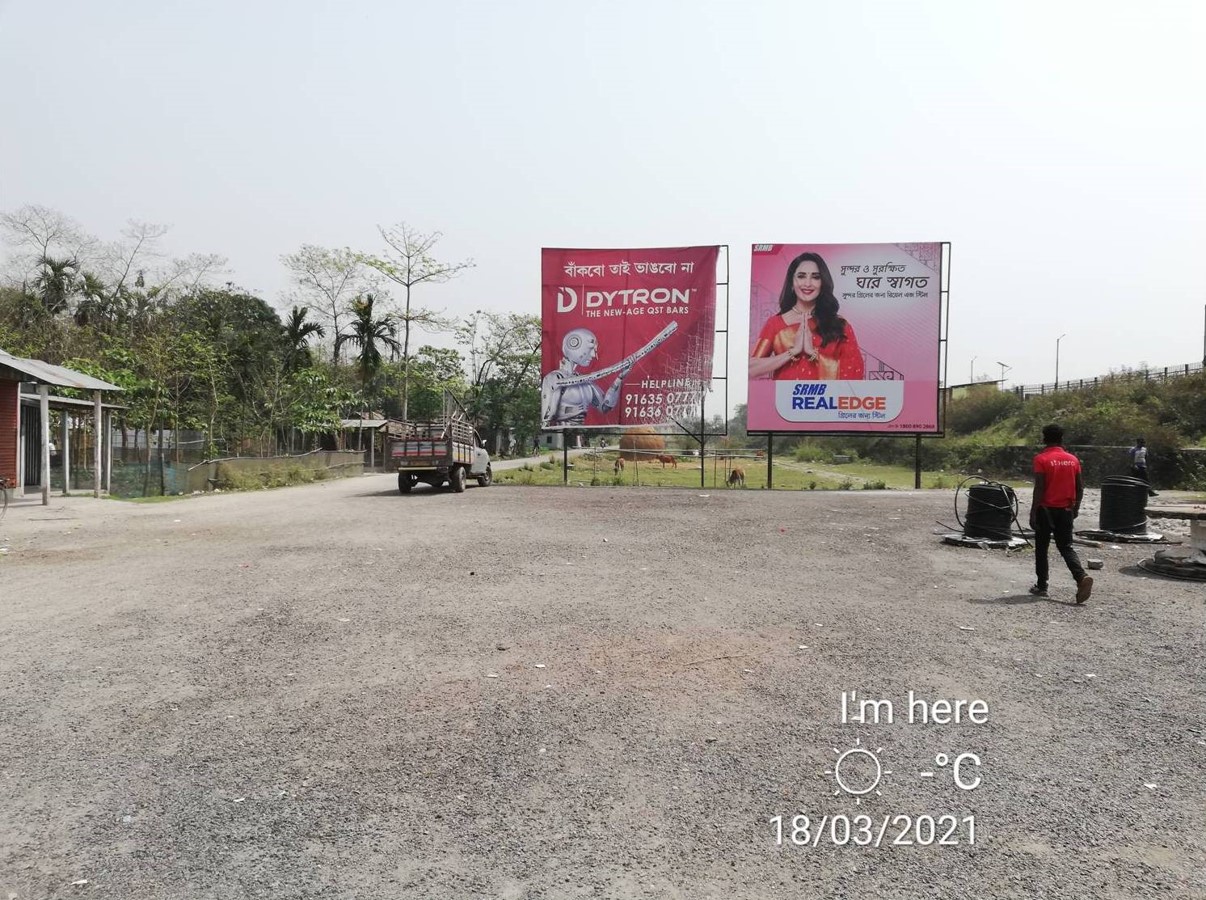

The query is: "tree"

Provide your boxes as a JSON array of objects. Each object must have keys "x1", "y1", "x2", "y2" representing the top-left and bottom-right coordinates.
[
  {"x1": 71, "y1": 271, "x2": 116, "y2": 329},
  {"x1": 0, "y1": 204, "x2": 96, "y2": 280},
  {"x1": 335, "y1": 294, "x2": 401, "y2": 398},
  {"x1": 0, "y1": 286, "x2": 41, "y2": 350},
  {"x1": 95, "y1": 220, "x2": 169, "y2": 300},
  {"x1": 170, "y1": 286, "x2": 289, "y2": 452},
  {"x1": 125, "y1": 324, "x2": 189, "y2": 493},
  {"x1": 280, "y1": 245, "x2": 371, "y2": 363},
  {"x1": 457, "y1": 311, "x2": 541, "y2": 452},
  {"x1": 92, "y1": 221, "x2": 226, "y2": 316},
  {"x1": 283, "y1": 305, "x2": 325, "y2": 373},
  {"x1": 1, "y1": 209, "x2": 222, "y2": 312},
  {"x1": 154, "y1": 252, "x2": 228, "y2": 300},
  {"x1": 31, "y1": 255, "x2": 81, "y2": 316},
  {"x1": 730, "y1": 403, "x2": 749, "y2": 444},
  {"x1": 388, "y1": 345, "x2": 468, "y2": 421},
  {"x1": 63, "y1": 349, "x2": 155, "y2": 465},
  {"x1": 358, "y1": 224, "x2": 473, "y2": 419},
  {"x1": 279, "y1": 367, "x2": 349, "y2": 447}
]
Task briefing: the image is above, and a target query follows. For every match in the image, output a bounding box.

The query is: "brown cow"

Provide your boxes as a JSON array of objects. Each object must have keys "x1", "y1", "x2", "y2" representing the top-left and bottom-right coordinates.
[
  {"x1": 614, "y1": 457, "x2": 625, "y2": 475},
  {"x1": 656, "y1": 454, "x2": 677, "y2": 468},
  {"x1": 728, "y1": 467, "x2": 746, "y2": 488}
]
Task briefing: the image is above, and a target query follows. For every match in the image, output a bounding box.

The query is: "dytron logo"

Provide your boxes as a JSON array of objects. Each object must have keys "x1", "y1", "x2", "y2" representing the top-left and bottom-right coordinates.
[{"x1": 555, "y1": 287, "x2": 693, "y2": 313}]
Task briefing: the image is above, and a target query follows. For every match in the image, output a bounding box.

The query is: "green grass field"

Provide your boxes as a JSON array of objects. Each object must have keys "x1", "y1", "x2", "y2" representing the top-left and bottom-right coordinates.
[{"x1": 492, "y1": 452, "x2": 1026, "y2": 491}]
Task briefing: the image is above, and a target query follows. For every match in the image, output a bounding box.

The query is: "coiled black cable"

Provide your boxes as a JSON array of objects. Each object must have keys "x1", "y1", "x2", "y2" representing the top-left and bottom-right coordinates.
[{"x1": 936, "y1": 475, "x2": 1031, "y2": 546}]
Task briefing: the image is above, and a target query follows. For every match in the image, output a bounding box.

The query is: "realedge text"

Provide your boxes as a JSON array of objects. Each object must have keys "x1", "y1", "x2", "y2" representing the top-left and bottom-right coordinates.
[{"x1": 790, "y1": 383, "x2": 886, "y2": 411}]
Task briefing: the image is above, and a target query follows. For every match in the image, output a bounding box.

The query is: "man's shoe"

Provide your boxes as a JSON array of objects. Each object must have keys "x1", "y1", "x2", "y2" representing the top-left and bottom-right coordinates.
[
  {"x1": 1028, "y1": 585, "x2": 1048, "y2": 597},
  {"x1": 1076, "y1": 576, "x2": 1094, "y2": 604}
]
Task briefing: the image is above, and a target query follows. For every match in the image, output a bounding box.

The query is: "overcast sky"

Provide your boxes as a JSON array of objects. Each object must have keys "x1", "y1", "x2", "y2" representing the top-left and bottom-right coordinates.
[{"x1": 2, "y1": 0, "x2": 1203, "y2": 410}]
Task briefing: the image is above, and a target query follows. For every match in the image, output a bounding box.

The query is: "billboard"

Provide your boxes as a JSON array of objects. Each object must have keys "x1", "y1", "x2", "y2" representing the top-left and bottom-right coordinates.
[
  {"x1": 541, "y1": 246, "x2": 719, "y2": 429},
  {"x1": 747, "y1": 242, "x2": 943, "y2": 434}
]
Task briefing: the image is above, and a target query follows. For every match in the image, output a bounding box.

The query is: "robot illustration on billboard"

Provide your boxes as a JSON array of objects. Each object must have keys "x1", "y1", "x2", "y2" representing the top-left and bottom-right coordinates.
[
  {"x1": 540, "y1": 328, "x2": 633, "y2": 427},
  {"x1": 540, "y1": 322, "x2": 681, "y2": 427}
]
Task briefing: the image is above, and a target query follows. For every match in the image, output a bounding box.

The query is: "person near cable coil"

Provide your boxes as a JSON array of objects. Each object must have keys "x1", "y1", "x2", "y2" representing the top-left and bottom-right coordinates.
[{"x1": 1128, "y1": 437, "x2": 1158, "y2": 497}]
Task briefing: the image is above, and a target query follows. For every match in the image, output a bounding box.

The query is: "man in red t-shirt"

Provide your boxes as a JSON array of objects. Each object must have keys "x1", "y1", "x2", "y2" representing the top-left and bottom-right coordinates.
[{"x1": 1029, "y1": 424, "x2": 1094, "y2": 603}]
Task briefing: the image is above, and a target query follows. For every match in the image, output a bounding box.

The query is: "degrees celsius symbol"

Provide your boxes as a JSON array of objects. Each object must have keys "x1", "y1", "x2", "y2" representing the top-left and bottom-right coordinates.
[{"x1": 919, "y1": 752, "x2": 982, "y2": 791}]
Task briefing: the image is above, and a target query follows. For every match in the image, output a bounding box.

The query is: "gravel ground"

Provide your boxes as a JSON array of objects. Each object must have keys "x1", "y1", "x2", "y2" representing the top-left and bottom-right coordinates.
[{"x1": 1, "y1": 476, "x2": 1203, "y2": 900}]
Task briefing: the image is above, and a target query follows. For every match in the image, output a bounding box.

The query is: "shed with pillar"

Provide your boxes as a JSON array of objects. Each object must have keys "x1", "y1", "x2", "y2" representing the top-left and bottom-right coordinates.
[{"x1": 0, "y1": 349, "x2": 123, "y2": 505}]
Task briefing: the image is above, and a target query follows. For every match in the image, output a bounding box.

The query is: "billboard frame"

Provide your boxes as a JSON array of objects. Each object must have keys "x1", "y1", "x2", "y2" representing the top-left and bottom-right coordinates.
[
  {"x1": 745, "y1": 242, "x2": 950, "y2": 488},
  {"x1": 543, "y1": 245, "x2": 730, "y2": 488}
]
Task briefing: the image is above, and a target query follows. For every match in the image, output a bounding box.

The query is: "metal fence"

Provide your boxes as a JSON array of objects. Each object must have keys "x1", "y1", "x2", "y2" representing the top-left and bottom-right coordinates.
[{"x1": 1014, "y1": 361, "x2": 1204, "y2": 399}]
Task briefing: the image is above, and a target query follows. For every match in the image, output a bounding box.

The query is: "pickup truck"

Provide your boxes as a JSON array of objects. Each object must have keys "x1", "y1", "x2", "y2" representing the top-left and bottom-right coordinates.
[{"x1": 388, "y1": 416, "x2": 492, "y2": 494}]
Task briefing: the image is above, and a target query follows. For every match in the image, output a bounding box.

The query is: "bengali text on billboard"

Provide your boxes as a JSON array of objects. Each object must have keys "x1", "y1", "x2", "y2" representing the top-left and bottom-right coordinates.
[
  {"x1": 747, "y1": 242, "x2": 943, "y2": 433},
  {"x1": 541, "y1": 246, "x2": 719, "y2": 429}
]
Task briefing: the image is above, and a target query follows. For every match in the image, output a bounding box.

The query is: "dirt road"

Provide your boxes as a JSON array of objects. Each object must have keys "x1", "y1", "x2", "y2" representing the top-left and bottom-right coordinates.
[{"x1": 1, "y1": 477, "x2": 1203, "y2": 899}]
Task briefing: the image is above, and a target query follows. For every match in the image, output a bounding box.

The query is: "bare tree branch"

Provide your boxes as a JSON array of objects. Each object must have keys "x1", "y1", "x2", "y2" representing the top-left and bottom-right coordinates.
[
  {"x1": 280, "y1": 245, "x2": 372, "y2": 362},
  {"x1": 0, "y1": 204, "x2": 97, "y2": 280},
  {"x1": 158, "y1": 253, "x2": 229, "y2": 296},
  {"x1": 356, "y1": 223, "x2": 474, "y2": 419},
  {"x1": 99, "y1": 220, "x2": 170, "y2": 302}
]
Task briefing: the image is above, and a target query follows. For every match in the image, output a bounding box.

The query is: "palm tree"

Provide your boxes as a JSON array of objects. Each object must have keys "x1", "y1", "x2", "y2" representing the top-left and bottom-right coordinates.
[
  {"x1": 32, "y1": 255, "x2": 80, "y2": 316},
  {"x1": 283, "y1": 305, "x2": 325, "y2": 372},
  {"x1": 72, "y1": 271, "x2": 116, "y2": 329},
  {"x1": 336, "y1": 294, "x2": 401, "y2": 396}
]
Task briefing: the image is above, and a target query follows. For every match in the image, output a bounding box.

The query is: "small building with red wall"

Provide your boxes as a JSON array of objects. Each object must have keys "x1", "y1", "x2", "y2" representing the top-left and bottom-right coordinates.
[
  {"x1": 0, "y1": 349, "x2": 122, "y2": 504},
  {"x1": 0, "y1": 377, "x2": 17, "y2": 494}
]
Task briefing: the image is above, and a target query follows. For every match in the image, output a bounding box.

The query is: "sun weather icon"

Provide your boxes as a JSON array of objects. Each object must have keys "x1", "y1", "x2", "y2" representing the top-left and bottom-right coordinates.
[{"x1": 824, "y1": 737, "x2": 892, "y2": 803}]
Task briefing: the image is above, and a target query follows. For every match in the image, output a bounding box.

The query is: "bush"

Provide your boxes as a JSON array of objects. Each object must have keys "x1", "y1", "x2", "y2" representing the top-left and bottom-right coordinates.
[
  {"x1": 946, "y1": 389, "x2": 1022, "y2": 436},
  {"x1": 213, "y1": 460, "x2": 329, "y2": 492},
  {"x1": 792, "y1": 443, "x2": 831, "y2": 463},
  {"x1": 862, "y1": 479, "x2": 887, "y2": 490},
  {"x1": 214, "y1": 464, "x2": 262, "y2": 491},
  {"x1": 1161, "y1": 372, "x2": 1206, "y2": 440}
]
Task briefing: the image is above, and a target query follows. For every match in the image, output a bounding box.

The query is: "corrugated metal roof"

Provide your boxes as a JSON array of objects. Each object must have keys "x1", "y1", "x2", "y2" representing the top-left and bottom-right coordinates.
[
  {"x1": 340, "y1": 418, "x2": 387, "y2": 429},
  {"x1": 19, "y1": 391, "x2": 127, "y2": 410},
  {"x1": 0, "y1": 349, "x2": 122, "y2": 391}
]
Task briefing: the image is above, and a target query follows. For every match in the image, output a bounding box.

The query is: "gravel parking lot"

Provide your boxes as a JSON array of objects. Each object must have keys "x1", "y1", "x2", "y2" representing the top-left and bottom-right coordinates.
[{"x1": 1, "y1": 476, "x2": 1203, "y2": 899}]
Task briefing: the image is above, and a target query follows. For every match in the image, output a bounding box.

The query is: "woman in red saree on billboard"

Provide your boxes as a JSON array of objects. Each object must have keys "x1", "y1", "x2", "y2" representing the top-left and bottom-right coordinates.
[{"x1": 749, "y1": 252, "x2": 865, "y2": 380}]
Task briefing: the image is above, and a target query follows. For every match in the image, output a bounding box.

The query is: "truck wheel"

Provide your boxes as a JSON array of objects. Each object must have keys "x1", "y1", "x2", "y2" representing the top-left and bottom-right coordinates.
[
  {"x1": 398, "y1": 472, "x2": 415, "y2": 494},
  {"x1": 450, "y1": 465, "x2": 467, "y2": 493},
  {"x1": 477, "y1": 464, "x2": 492, "y2": 487}
]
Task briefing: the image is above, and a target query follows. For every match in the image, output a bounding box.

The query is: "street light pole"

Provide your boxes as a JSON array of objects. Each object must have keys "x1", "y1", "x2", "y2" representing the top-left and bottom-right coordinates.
[
  {"x1": 996, "y1": 361, "x2": 1011, "y2": 384},
  {"x1": 1055, "y1": 334, "x2": 1066, "y2": 388},
  {"x1": 970, "y1": 355, "x2": 977, "y2": 384}
]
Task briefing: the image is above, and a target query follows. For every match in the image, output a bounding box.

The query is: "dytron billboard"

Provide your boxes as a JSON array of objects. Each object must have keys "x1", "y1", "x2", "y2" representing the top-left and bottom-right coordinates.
[{"x1": 540, "y1": 246, "x2": 719, "y2": 429}]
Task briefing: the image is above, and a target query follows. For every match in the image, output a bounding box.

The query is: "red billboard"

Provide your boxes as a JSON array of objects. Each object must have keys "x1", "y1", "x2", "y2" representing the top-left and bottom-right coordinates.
[{"x1": 541, "y1": 246, "x2": 719, "y2": 429}]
